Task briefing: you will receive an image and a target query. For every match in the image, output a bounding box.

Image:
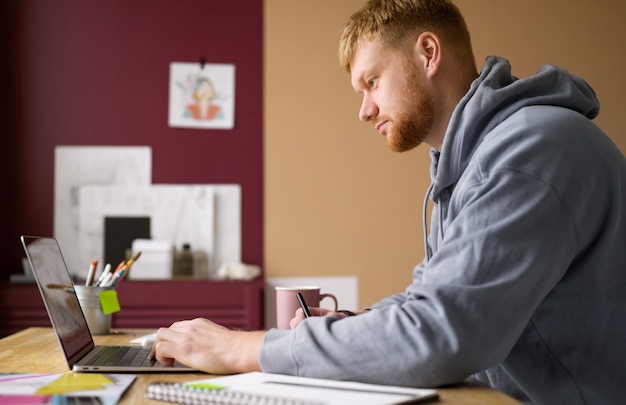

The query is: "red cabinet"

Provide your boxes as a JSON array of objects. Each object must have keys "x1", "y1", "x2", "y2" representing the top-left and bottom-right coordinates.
[{"x1": 0, "y1": 279, "x2": 264, "y2": 338}]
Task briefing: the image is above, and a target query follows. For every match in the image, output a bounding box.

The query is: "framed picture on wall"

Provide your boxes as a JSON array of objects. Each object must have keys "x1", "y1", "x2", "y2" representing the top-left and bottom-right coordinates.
[{"x1": 168, "y1": 62, "x2": 235, "y2": 130}]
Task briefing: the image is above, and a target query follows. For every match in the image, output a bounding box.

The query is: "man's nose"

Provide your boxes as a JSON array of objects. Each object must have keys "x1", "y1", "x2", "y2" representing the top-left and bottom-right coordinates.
[{"x1": 359, "y1": 95, "x2": 377, "y2": 122}]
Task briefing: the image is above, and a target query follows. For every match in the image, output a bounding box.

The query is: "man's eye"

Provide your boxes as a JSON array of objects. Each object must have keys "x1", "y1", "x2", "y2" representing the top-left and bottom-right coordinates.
[{"x1": 367, "y1": 77, "x2": 377, "y2": 87}]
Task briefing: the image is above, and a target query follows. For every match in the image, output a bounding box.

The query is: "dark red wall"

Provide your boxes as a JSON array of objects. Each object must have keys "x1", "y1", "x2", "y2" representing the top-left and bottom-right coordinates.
[{"x1": 0, "y1": 1, "x2": 263, "y2": 278}]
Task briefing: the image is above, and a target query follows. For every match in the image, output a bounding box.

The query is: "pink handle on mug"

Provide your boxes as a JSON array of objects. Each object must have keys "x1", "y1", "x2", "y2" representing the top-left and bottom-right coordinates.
[{"x1": 320, "y1": 293, "x2": 338, "y2": 311}]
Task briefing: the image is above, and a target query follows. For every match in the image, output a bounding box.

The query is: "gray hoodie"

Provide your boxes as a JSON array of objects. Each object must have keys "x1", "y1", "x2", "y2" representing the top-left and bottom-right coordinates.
[{"x1": 260, "y1": 57, "x2": 626, "y2": 404}]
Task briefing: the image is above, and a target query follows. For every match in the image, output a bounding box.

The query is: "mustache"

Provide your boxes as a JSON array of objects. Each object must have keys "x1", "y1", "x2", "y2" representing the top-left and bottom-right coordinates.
[{"x1": 373, "y1": 116, "x2": 391, "y2": 128}]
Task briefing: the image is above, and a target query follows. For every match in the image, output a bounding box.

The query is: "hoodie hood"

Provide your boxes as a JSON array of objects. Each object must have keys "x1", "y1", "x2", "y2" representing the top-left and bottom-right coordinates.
[{"x1": 430, "y1": 56, "x2": 600, "y2": 200}]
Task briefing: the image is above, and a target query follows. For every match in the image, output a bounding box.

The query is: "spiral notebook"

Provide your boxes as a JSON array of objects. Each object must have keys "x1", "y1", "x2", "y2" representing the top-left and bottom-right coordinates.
[{"x1": 145, "y1": 372, "x2": 438, "y2": 405}]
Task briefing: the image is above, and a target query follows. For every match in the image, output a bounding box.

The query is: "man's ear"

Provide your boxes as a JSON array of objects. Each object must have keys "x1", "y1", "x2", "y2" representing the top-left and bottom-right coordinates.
[{"x1": 414, "y1": 32, "x2": 441, "y2": 77}]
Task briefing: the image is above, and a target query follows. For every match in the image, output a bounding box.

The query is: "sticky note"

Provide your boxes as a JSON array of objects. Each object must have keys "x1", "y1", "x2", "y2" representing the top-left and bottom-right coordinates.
[
  {"x1": 184, "y1": 382, "x2": 226, "y2": 390},
  {"x1": 36, "y1": 373, "x2": 112, "y2": 395},
  {"x1": 99, "y1": 290, "x2": 121, "y2": 315}
]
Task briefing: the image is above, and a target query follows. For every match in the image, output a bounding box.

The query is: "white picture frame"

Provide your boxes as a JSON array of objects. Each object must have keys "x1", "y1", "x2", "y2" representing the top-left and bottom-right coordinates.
[{"x1": 168, "y1": 62, "x2": 235, "y2": 130}]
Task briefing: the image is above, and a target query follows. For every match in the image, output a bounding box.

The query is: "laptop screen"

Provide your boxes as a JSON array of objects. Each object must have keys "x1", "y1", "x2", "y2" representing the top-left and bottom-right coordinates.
[{"x1": 21, "y1": 236, "x2": 95, "y2": 366}]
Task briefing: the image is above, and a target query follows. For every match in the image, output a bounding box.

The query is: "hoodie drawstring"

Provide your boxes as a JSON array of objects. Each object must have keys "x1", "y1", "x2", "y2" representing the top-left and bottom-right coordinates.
[{"x1": 423, "y1": 183, "x2": 434, "y2": 261}]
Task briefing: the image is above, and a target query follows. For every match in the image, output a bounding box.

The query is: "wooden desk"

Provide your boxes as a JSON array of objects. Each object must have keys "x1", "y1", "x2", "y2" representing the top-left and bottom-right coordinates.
[{"x1": 0, "y1": 328, "x2": 521, "y2": 404}]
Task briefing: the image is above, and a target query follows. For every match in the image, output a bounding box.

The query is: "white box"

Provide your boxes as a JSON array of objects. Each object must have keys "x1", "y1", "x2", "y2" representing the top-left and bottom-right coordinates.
[{"x1": 129, "y1": 239, "x2": 173, "y2": 279}]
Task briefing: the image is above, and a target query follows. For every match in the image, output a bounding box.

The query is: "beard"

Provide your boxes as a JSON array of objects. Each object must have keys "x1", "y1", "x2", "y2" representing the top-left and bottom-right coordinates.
[{"x1": 386, "y1": 66, "x2": 435, "y2": 153}]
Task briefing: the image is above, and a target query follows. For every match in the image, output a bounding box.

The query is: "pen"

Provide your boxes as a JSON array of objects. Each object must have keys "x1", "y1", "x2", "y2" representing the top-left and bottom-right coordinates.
[
  {"x1": 95, "y1": 263, "x2": 112, "y2": 287},
  {"x1": 85, "y1": 260, "x2": 98, "y2": 286},
  {"x1": 296, "y1": 292, "x2": 311, "y2": 318},
  {"x1": 100, "y1": 260, "x2": 125, "y2": 287},
  {"x1": 108, "y1": 268, "x2": 127, "y2": 287},
  {"x1": 114, "y1": 259, "x2": 126, "y2": 273},
  {"x1": 98, "y1": 272, "x2": 113, "y2": 287}
]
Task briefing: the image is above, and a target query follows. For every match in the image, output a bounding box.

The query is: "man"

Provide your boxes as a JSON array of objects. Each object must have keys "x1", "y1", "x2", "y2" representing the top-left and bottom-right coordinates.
[{"x1": 153, "y1": 1, "x2": 626, "y2": 403}]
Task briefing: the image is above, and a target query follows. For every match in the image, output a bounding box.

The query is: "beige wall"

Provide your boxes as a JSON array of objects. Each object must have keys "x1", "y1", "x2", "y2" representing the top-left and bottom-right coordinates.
[{"x1": 264, "y1": 0, "x2": 626, "y2": 307}]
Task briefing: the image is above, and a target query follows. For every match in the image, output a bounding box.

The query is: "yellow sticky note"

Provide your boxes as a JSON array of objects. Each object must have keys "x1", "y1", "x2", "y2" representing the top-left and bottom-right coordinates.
[
  {"x1": 99, "y1": 290, "x2": 121, "y2": 315},
  {"x1": 36, "y1": 373, "x2": 113, "y2": 395}
]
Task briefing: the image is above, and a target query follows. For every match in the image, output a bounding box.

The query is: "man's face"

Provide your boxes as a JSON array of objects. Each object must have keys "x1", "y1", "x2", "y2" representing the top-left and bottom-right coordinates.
[{"x1": 350, "y1": 38, "x2": 434, "y2": 152}]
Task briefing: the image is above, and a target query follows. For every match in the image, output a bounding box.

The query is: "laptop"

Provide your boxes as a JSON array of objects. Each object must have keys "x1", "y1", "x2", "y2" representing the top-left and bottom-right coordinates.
[{"x1": 21, "y1": 235, "x2": 193, "y2": 372}]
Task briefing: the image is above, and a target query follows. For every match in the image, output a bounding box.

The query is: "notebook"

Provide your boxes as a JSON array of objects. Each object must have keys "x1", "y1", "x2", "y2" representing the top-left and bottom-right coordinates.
[
  {"x1": 20, "y1": 235, "x2": 193, "y2": 373},
  {"x1": 145, "y1": 372, "x2": 439, "y2": 404}
]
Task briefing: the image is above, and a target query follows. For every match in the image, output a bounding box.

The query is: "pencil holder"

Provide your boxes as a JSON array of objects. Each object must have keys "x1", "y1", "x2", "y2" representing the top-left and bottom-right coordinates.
[{"x1": 74, "y1": 285, "x2": 113, "y2": 335}]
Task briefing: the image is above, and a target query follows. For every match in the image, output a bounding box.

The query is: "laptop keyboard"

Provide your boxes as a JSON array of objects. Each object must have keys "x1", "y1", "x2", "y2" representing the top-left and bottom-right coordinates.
[{"x1": 91, "y1": 346, "x2": 155, "y2": 367}]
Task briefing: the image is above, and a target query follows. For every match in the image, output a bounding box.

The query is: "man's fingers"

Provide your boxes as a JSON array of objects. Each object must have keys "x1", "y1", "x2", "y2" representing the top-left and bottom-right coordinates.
[{"x1": 153, "y1": 340, "x2": 176, "y2": 365}]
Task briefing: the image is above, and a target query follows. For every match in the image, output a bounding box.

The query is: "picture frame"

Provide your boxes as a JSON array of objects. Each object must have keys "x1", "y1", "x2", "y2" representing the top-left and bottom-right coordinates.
[{"x1": 168, "y1": 62, "x2": 235, "y2": 130}]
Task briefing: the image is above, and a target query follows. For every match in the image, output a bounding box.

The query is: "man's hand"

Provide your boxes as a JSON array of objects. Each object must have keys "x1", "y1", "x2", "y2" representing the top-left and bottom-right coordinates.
[
  {"x1": 289, "y1": 307, "x2": 361, "y2": 329},
  {"x1": 152, "y1": 317, "x2": 264, "y2": 374}
]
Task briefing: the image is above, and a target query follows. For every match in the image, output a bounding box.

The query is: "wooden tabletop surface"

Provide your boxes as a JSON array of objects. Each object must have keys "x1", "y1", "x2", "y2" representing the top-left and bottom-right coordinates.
[{"x1": 0, "y1": 327, "x2": 521, "y2": 404}]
